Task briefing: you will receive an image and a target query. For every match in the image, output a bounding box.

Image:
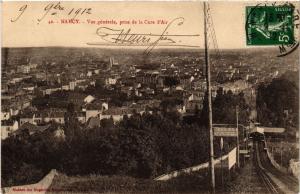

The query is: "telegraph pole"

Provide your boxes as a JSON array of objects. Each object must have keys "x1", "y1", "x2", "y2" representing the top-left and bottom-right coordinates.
[
  {"x1": 280, "y1": 141, "x2": 283, "y2": 166},
  {"x1": 236, "y1": 106, "x2": 240, "y2": 168},
  {"x1": 204, "y1": 2, "x2": 215, "y2": 193}
]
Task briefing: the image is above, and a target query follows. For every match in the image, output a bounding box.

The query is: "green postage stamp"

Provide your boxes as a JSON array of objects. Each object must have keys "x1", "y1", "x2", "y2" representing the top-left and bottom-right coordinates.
[{"x1": 246, "y1": 5, "x2": 294, "y2": 45}]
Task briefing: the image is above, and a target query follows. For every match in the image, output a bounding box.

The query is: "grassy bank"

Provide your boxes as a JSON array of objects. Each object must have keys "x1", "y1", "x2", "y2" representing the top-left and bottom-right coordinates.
[
  {"x1": 46, "y1": 166, "x2": 237, "y2": 194},
  {"x1": 268, "y1": 141, "x2": 299, "y2": 168},
  {"x1": 46, "y1": 171, "x2": 213, "y2": 194}
]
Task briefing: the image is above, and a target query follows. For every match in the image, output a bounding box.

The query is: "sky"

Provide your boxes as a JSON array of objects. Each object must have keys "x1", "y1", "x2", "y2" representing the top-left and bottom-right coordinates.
[{"x1": 1, "y1": 1, "x2": 299, "y2": 49}]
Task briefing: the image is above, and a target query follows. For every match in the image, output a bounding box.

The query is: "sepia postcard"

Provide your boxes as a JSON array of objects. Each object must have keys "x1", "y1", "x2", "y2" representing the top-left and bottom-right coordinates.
[{"x1": 1, "y1": 1, "x2": 299, "y2": 194}]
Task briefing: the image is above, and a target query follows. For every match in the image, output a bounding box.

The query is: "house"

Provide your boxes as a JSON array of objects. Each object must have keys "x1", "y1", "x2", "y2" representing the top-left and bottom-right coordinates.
[
  {"x1": 1, "y1": 120, "x2": 19, "y2": 139},
  {"x1": 87, "y1": 117, "x2": 101, "y2": 128},
  {"x1": 90, "y1": 80, "x2": 96, "y2": 86},
  {"x1": 100, "y1": 107, "x2": 134, "y2": 123},
  {"x1": 176, "y1": 86, "x2": 184, "y2": 91},
  {"x1": 133, "y1": 99, "x2": 160, "y2": 109},
  {"x1": 22, "y1": 84, "x2": 35, "y2": 91},
  {"x1": 184, "y1": 99, "x2": 202, "y2": 113},
  {"x1": 102, "y1": 102, "x2": 109, "y2": 110},
  {"x1": 44, "y1": 112, "x2": 65, "y2": 124},
  {"x1": 11, "y1": 122, "x2": 51, "y2": 139},
  {"x1": 157, "y1": 76, "x2": 165, "y2": 88},
  {"x1": 19, "y1": 112, "x2": 65, "y2": 125},
  {"x1": 176, "y1": 105, "x2": 186, "y2": 114},
  {"x1": 1, "y1": 110, "x2": 11, "y2": 121},
  {"x1": 105, "y1": 77, "x2": 117, "y2": 85},
  {"x1": 46, "y1": 87, "x2": 61, "y2": 95},
  {"x1": 140, "y1": 87, "x2": 155, "y2": 95},
  {"x1": 84, "y1": 95, "x2": 95, "y2": 104},
  {"x1": 39, "y1": 86, "x2": 62, "y2": 96},
  {"x1": 35, "y1": 72, "x2": 46, "y2": 80},
  {"x1": 135, "y1": 72, "x2": 159, "y2": 85},
  {"x1": 77, "y1": 112, "x2": 86, "y2": 123},
  {"x1": 263, "y1": 127, "x2": 285, "y2": 133},
  {"x1": 11, "y1": 76, "x2": 25, "y2": 84},
  {"x1": 17, "y1": 65, "x2": 30, "y2": 74},
  {"x1": 179, "y1": 75, "x2": 191, "y2": 87},
  {"x1": 121, "y1": 86, "x2": 134, "y2": 96},
  {"x1": 4, "y1": 97, "x2": 30, "y2": 113},
  {"x1": 19, "y1": 113, "x2": 41, "y2": 125},
  {"x1": 220, "y1": 80, "x2": 251, "y2": 94},
  {"x1": 9, "y1": 108, "x2": 19, "y2": 117},
  {"x1": 1, "y1": 82, "x2": 9, "y2": 93},
  {"x1": 85, "y1": 107, "x2": 101, "y2": 120},
  {"x1": 76, "y1": 81, "x2": 89, "y2": 90},
  {"x1": 61, "y1": 84, "x2": 70, "y2": 91},
  {"x1": 84, "y1": 102, "x2": 108, "y2": 120},
  {"x1": 68, "y1": 93, "x2": 87, "y2": 107},
  {"x1": 69, "y1": 81, "x2": 76, "y2": 90},
  {"x1": 87, "y1": 70, "x2": 93, "y2": 77},
  {"x1": 188, "y1": 91, "x2": 205, "y2": 101}
]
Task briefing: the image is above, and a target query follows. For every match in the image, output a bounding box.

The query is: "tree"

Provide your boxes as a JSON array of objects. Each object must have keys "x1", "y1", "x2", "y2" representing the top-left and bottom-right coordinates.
[
  {"x1": 164, "y1": 76, "x2": 179, "y2": 87},
  {"x1": 256, "y1": 73, "x2": 299, "y2": 130},
  {"x1": 64, "y1": 103, "x2": 78, "y2": 141},
  {"x1": 100, "y1": 117, "x2": 114, "y2": 129},
  {"x1": 117, "y1": 127, "x2": 156, "y2": 178},
  {"x1": 200, "y1": 91, "x2": 209, "y2": 127},
  {"x1": 200, "y1": 88, "x2": 250, "y2": 126}
]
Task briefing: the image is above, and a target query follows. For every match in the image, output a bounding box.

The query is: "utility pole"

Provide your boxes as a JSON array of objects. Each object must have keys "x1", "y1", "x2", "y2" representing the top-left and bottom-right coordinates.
[
  {"x1": 236, "y1": 106, "x2": 240, "y2": 168},
  {"x1": 204, "y1": 2, "x2": 215, "y2": 193},
  {"x1": 280, "y1": 141, "x2": 283, "y2": 166},
  {"x1": 220, "y1": 137, "x2": 224, "y2": 190}
]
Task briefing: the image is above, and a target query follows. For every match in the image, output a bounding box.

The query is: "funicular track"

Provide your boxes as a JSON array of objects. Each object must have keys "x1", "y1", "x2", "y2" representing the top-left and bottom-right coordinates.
[
  {"x1": 254, "y1": 141, "x2": 281, "y2": 194},
  {"x1": 258, "y1": 140, "x2": 298, "y2": 193}
]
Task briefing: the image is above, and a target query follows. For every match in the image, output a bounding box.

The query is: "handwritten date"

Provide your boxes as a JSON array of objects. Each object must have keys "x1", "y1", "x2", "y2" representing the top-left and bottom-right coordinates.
[{"x1": 11, "y1": 2, "x2": 92, "y2": 23}]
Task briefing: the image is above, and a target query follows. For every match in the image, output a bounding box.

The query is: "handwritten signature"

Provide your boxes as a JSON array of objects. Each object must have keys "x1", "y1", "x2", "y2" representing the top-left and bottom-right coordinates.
[{"x1": 87, "y1": 17, "x2": 200, "y2": 54}]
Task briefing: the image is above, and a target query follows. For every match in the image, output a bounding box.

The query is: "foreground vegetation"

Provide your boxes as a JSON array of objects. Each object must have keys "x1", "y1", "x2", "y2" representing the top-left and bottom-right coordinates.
[
  {"x1": 46, "y1": 171, "x2": 210, "y2": 194},
  {"x1": 268, "y1": 141, "x2": 299, "y2": 168},
  {"x1": 256, "y1": 71, "x2": 299, "y2": 135},
  {"x1": 46, "y1": 162, "x2": 242, "y2": 194},
  {"x1": 2, "y1": 88, "x2": 249, "y2": 187}
]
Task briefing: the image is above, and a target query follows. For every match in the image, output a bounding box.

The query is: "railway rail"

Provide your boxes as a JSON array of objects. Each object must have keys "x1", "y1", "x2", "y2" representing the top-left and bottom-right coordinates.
[
  {"x1": 254, "y1": 142, "x2": 281, "y2": 194},
  {"x1": 254, "y1": 139, "x2": 299, "y2": 194}
]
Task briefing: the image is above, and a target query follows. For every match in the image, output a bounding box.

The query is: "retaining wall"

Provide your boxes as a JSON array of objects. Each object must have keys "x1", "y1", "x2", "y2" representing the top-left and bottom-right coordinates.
[
  {"x1": 155, "y1": 148, "x2": 235, "y2": 181},
  {"x1": 264, "y1": 140, "x2": 288, "y2": 174}
]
